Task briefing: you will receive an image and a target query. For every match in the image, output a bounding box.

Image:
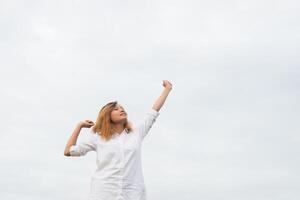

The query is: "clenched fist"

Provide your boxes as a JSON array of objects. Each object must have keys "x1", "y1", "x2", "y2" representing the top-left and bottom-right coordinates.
[
  {"x1": 162, "y1": 80, "x2": 172, "y2": 91},
  {"x1": 79, "y1": 120, "x2": 95, "y2": 128}
]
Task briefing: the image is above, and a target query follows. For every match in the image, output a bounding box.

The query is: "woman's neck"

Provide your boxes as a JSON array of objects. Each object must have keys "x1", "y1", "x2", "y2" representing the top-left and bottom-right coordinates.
[{"x1": 113, "y1": 123, "x2": 125, "y2": 134}]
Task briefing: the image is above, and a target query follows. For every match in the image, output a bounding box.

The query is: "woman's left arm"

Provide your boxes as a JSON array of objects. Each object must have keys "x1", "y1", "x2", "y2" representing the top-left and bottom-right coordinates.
[
  {"x1": 152, "y1": 80, "x2": 173, "y2": 112},
  {"x1": 136, "y1": 80, "x2": 173, "y2": 140}
]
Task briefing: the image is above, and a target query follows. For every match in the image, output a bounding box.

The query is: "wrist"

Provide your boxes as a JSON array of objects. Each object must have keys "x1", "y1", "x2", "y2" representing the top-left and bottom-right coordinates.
[
  {"x1": 164, "y1": 87, "x2": 172, "y2": 92},
  {"x1": 77, "y1": 122, "x2": 83, "y2": 129}
]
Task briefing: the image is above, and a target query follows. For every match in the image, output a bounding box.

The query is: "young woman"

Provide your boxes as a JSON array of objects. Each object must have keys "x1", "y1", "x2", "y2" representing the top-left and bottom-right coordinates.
[{"x1": 64, "y1": 80, "x2": 173, "y2": 200}]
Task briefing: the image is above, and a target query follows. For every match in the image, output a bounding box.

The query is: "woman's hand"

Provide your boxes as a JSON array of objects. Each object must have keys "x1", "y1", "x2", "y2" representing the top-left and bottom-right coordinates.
[
  {"x1": 152, "y1": 80, "x2": 173, "y2": 112},
  {"x1": 79, "y1": 120, "x2": 95, "y2": 128},
  {"x1": 162, "y1": 80, "x2": 172, "y2": 91}
]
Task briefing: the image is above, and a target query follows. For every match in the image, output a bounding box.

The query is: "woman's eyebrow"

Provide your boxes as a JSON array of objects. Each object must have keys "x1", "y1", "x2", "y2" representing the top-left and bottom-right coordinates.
[{"x1": 116, "y1": 105, "x2": 124, "y2": 109}]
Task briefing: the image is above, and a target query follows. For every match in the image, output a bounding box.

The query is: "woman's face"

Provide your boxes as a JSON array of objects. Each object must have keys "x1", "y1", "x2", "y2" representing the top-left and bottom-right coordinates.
[{"x1": 110, "y1": 104, "x2": 127, "y2": 123}]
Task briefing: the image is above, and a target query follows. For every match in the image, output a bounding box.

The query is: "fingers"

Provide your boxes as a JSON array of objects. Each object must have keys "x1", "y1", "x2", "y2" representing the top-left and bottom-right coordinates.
[
  {"x1": 163, "y1": 80, "x2": 172, "y2": 84},
  {"x1": 162, "y1": 80, "x2": 172, "y2": 87},
  {"x1": 85, "y1": 120, "x2": 94, "y2": 125}
]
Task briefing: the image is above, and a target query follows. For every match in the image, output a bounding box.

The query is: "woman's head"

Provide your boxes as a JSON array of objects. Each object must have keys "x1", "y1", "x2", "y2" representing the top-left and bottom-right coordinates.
[
  {"x1": 92, "y1": 101, "x2": 133, "y2": 141},
  {"x1": 107, "y1": 102, "x2": 128, "y2": 124}
]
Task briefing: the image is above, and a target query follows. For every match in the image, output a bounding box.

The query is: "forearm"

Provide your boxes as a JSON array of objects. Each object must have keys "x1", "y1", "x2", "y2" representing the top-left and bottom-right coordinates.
[
  {"x1": 152, "y1": 88, "x2": 171, "y2": 112},
  {"x1": 64, "y1": 123, "x2": 82, "y2": 156}
]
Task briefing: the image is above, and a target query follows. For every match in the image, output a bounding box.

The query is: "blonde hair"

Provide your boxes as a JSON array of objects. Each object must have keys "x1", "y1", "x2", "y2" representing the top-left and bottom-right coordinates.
[{"x1": 91, "y1": 101, "x2": 133, "y2": 141}]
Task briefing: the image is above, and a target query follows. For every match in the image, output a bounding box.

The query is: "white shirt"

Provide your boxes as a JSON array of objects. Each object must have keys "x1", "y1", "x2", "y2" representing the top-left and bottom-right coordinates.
[{"x1": 69, "y1": 108, "x2": 160, "y2": 200}]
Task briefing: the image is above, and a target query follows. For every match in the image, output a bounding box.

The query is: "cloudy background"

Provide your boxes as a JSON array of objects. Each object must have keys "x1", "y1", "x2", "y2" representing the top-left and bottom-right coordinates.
[{"x1": 0, "y1": 0, "x2": 299, "y2": 199}]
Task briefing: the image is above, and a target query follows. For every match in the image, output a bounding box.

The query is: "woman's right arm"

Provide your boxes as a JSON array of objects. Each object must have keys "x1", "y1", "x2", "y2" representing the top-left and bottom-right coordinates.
[
  {"x1": 64, "y1": 119, "x2": 95, "y2": 156},
  {"x1": 64, "y1": 123, "x2": 83, "y2": 156}
]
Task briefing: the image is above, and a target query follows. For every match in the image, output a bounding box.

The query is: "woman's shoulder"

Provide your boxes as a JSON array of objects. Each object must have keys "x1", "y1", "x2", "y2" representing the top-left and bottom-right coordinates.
[{"x1": 88, "y1": 128, "x2": 101, "y2": 140}]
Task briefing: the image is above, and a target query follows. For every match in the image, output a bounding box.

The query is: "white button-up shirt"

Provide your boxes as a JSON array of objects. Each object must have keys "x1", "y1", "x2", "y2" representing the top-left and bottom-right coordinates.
[{"x1": 69, "y1": 108, "x2": 160, "y2": 200}]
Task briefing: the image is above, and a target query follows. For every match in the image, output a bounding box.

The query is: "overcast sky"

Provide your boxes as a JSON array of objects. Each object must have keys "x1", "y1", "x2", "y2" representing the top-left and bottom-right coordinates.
[{"x1": 0, "y1": 0, "x2": 299, "y2": 199}]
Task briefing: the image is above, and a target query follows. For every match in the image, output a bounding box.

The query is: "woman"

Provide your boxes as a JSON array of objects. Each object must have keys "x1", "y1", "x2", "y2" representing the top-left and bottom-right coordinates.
[{"x1": 64, "y1": 80, "x2": 173, "y2": 200}]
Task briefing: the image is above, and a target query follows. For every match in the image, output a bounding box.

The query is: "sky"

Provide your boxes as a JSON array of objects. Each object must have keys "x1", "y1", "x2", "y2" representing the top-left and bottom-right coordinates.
[{"x1": 0, "y1": 0, "x2": 299, "y2": 199}]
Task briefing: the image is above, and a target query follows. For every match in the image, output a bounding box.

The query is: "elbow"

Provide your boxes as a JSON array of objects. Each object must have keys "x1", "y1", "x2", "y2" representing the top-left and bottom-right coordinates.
[
  {"x1": 64, "y1": 152, "x2": 70, "y2": 157},
  {"x1": 64, "y1": 150, "x2": 71, "y2": 157},
  {"x1": 64, "y1": 145, "x2": 72, "y2": 157}
]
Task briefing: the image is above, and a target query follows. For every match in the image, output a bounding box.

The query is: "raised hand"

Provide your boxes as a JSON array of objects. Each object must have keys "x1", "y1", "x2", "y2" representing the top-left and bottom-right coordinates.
[
  {"x1": 162, "y1": 80, "x2": 172, "y2": 91},
  {"x1": 151, "y1": 80, "x2": 173, "y2": 112},
  {"x1": 79, "y1": 120, "x2": 95, "y2": 128}
]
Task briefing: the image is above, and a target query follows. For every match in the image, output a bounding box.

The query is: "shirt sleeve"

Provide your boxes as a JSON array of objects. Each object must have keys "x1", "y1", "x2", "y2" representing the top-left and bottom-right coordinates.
[
  {"x1": 69, "y1": 130, "x2": 97, "y2": 157},
  {"x1": 136, "y1": 108, "x2": 160, "y2": 140}
]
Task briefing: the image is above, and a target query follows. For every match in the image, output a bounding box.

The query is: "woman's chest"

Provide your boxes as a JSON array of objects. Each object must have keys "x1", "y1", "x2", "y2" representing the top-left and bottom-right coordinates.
[{"x1": 96, "y1": 132, "x2": 140, "y2": 155}]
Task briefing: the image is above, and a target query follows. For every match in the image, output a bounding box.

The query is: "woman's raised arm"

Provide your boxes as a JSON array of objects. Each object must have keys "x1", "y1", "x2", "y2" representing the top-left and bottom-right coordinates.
[
  {"x1": 63, "y1": 120, "x2": 94, "y2": 156},
  {"x1": 136, "y1": 80, "x2": 173, "y2": 140},
  {"x1": 152, "y1": 80, "x2": 173, "y2": 112}
]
